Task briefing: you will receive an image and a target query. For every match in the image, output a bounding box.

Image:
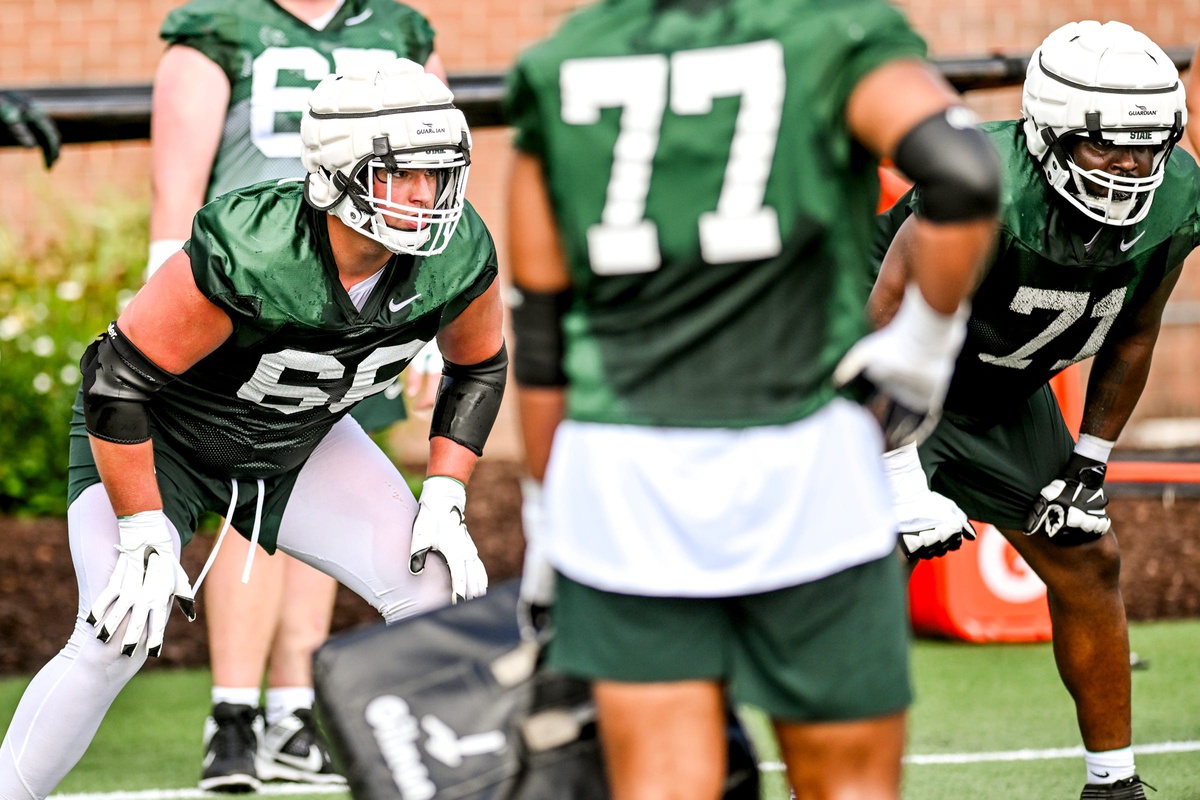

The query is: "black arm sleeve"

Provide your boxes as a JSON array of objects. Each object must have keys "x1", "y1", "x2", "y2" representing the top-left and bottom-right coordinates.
[
  {"x1": 510, "y1": 285, "x2": 572, "y2": 387},
  {"x1": 892, "y1": 108, "x2": 1002, "y2": 223},
  {"x1": 429, "y1": 342, "x2": 508, "y2": 457},
  {"x1": 81, "y1": 323, "x2": 177, "y2": 444}
]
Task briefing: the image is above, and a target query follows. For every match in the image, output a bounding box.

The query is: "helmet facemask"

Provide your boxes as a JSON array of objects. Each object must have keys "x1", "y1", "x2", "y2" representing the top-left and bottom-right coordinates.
[
  {"x1": 1039, "y1": 125, "x2": 1178, "y2": 227},
  {"x1": 329, "y1": 138, "x2": 471, "y2": 256},
  {"x1": 1020, "y1": 21, "x2": 1187, "y2": 228},
  {"x1": 301, "y1": 57, "x2": 473, "y2": 256}
]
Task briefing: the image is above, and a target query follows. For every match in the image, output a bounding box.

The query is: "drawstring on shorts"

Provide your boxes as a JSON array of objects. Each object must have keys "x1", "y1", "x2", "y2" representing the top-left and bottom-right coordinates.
[{"x1": 190, "y1": 478, "x2": 267, "y2": 592}]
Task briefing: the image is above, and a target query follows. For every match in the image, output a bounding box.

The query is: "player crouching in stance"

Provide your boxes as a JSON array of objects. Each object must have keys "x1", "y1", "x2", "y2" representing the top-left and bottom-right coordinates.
[
  {"x1": 0, "y1": 58, "x2": 504, "y2": 800},
  {"x1": 875, "y1": 21, "x2": 1196, "y2": 799}
]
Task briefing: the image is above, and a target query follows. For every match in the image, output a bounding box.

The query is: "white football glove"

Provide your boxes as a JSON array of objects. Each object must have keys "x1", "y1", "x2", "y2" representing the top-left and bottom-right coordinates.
[
  {"x1": 409, "y1": 476, "x2": 488, "y2": 603},
  {"x1": 834, "y1": 284, "x2": 968, "y2": 449},
  {"x1": 86, "y1": 510, "x2": 196, "y2": 657},
  {"x1": 517, "y1": 478, "x2": 556, "y2": 641},
  {"x1": 884, "y1": 443, "x2": 976, "y2": 560}
]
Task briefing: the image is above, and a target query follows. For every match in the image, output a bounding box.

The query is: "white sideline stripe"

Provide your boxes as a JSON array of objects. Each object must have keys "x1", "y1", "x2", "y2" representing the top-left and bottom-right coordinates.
[
  {"x1": 904, "y1": 740, "x2": 1200, "y2": 766},
  {"x1": 52, "y1": 786, "x2": 347, "y2": 800},
  {"x1": 758, "y1": 739, "x2": 1200, "y2": 771},
  {"x1": 46, "y1": 740, "x2": 1200, "y2": 799}
]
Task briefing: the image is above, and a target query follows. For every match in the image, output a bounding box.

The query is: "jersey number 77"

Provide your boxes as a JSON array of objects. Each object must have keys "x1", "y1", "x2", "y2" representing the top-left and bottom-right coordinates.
[{"x1": 560, "y1": 40, "x2": 785, "y2": 275}]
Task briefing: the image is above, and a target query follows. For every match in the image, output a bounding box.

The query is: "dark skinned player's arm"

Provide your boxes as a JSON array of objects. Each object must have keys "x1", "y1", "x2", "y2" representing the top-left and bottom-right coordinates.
[
  {"x1": 88, "y1": 250, "x2": 234, "y2": 517},
  {"x1": 868, "y1": 209, "x2": 997, "y2": 329},
  {"x1": 848, "y1": 58, "x2": 998, "y2": 316},
  {"x1": 1081, "y1": 264, "x2": 1183, "y2": 441}
]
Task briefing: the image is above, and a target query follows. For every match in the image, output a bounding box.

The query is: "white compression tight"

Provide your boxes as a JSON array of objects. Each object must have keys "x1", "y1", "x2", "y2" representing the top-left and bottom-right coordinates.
[{"x1": 0, "y1": 417, "x2": 451, "y2": 800}]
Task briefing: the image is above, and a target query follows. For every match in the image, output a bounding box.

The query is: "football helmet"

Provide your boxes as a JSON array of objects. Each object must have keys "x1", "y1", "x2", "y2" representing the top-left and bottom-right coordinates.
[
  {"x1": 301, "y1": 58, "x2": 471, "y2": 255},
  {"x1": 1021, "y1": 20, "x2": 1186, "y2": 226}
]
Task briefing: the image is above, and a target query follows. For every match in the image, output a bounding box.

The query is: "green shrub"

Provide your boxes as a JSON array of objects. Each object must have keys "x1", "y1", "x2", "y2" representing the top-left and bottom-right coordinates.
[{"x1": 0, "y1": 204, "x2": 147, "y2": 516}]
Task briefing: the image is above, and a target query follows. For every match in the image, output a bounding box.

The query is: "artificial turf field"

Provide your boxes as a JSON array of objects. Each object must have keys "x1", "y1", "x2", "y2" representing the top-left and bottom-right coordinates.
[{"x1": 1, "y1": 619, "x2": 1197, "y2": 799}]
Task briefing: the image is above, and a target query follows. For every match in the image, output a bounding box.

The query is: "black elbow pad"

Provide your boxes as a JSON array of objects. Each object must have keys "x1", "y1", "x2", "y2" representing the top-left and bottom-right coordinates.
[
  {"x1": 429, "y1": 342, "x2": 508, "y2": 456},
  {"x1": 893, "y1": 108, "x2": 1002, "y2": 223},
  {"x1": 81, "y1": 323, "x2": 176, "y2": 444}
]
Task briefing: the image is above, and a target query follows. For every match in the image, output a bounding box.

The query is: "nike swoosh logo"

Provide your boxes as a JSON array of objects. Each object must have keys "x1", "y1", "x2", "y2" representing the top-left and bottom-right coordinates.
[
  {"x1": 1119, "y1": 232, "x2": 1145, "y2": 252},
  {"x1": 389, "y1": 293, "x2": 421, "y2": 313},
  {"x1": 344, "y1": 9, "x2": 372, "y2": 25},
  {"x1": 1091, "y1": 770, "x2": 1110, "y2": 778},
  {"x1": 273, "y1": 746, "x2": 326, "y2": 773}
]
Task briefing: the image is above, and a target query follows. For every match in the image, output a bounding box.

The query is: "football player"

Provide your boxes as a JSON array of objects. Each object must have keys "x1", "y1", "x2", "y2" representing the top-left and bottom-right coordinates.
[
  {"x1": 0, "y1": 58, "x2": 503, "y2": 800},
  {"x1": 147, "y1": 0, "x2": 446, "y2": 789},
  {"x1": 874, "y1": 21, "x2": 1197, "y2": 800},
  {"x1": 506, "y1": 0, "x2": 1001, "y2": 796}
]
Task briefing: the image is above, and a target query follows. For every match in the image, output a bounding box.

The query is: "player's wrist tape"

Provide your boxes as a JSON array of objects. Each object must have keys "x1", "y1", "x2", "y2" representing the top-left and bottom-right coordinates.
[
  {"x1": 1074, "y1": 433, "x2": 1115, "y2": 464},
  {"x1": 116, "y1": 509, "x2": 170, "y2": 544},
  {"x1": 883, "y1": 442, "x2": 931, "y2": 501},
  {"x1": 893, "y1": 283, "x2": 969, "y2": 359},
  {"x1": 146, "y1": 239, "x2": 186, "y2": 279},
  {"x1": 421, "y1": 475, "x2": 466, "y2": 507}
]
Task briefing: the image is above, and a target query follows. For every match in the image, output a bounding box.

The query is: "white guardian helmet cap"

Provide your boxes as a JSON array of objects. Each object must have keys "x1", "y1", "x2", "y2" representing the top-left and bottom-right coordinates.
[
  {"x1": 1021, "y1": 20, "x2": 1186, "y2": 226},
  {"x1": 301, "y1": 58, "x2": 471, "y2": 255}
]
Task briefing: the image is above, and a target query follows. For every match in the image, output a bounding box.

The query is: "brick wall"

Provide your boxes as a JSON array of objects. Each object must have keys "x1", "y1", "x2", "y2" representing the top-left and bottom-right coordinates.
[{"x1": 3, "y1": 1, "x2": 1200, "y2": 451}]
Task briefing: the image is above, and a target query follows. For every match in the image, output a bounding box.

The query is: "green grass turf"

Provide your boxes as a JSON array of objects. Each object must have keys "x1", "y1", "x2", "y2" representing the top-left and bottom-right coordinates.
[{"x1": 1, "y1": 619, "x2": 1197, "y2": 798}]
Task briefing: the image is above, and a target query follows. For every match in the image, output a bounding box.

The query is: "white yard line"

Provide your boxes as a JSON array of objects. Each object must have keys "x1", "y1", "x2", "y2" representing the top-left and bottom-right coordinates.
[
  {"x1": 49, "y1": 740, "x2": 1200, "y2": 799},
  {"x1": 757, "y1": 739, "x2": 1200, "y2": 771},
  {"x1": 52, "y1": 786, "x2": 348, "y2": 800}
]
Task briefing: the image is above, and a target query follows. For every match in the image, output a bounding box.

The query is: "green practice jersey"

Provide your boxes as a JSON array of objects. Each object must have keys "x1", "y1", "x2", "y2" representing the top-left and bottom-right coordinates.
[
  {"x1": 876, "y1": 120, "x2": 1200, "y2": 428},
  {"x1": 161, "y1": 0, "x2": 435, "y2": 202},
  {"x1": 152, "y1": 180, "x2": 496, "y2": 478},
  {"x1": 507, "y1": 0, "x2": 926, "y2": 428}
]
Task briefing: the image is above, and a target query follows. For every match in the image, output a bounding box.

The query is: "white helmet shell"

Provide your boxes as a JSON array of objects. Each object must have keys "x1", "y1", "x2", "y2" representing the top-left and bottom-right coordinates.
[
  {"x1": 301, "y1": 57, "x2": 472, "y2": 254},
  {"x1": 1021, "y1": 20, "x2": 1186, "y2": 226}
]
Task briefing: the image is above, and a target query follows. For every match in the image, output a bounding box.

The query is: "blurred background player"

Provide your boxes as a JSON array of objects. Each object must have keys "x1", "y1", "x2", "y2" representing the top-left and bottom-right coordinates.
[
  {"x1": 873, "y1": 20, "x2": 1197, "y2": 800},
  {"x1": 506, "y1": 0, "x2": 1000, "y2": 796},
  {"x1": 147, "y1": 0, "x2": 447, "y2": 790},
  {"x1": 0, "y1": 57, "x2": 500, "y2": 800}
]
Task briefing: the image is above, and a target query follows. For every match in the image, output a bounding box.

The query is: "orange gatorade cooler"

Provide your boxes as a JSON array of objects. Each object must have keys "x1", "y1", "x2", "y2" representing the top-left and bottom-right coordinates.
[{"x1": 908, "y1": 524, "x2": 1053, "y2": 642}]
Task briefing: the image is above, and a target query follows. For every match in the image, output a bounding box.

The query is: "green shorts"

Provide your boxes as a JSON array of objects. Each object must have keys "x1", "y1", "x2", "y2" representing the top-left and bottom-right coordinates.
[
  {"x1": 546, "y1": 555, "x2": 912, "y2": 722},
  {"x1": 919, "y1": 383, "x2": 1075, "y2": 530},
  {"x1": 67, "y1": 399, "x2": 299, "y2": 552}
]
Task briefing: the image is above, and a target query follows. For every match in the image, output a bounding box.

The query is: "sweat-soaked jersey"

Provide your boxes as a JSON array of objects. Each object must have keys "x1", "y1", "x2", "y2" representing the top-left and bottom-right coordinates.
[
  {"x1": 150, "y1": 180, "x2": 495, "y2": 478},
  {"x1": 875, "y1": 120, "x2": 1200, "y2": 429},
  {"x1": 160, "y1": 0, "x2": 435, "y2": 202},
  {"x1": 507, "y1": 0, "x2": 926, "y2": 428}
]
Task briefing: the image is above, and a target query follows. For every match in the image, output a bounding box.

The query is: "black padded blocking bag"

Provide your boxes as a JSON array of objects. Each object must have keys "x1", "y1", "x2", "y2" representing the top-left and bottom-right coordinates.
[{"x1": 312, "y1": 579, "x2": 759, "y2": 800}]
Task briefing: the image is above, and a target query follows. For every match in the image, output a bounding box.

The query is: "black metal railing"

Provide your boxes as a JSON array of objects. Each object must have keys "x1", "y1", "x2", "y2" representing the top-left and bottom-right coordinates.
[{"x1": 2, "y1": 47, "x2": 1191, "y2": 148}]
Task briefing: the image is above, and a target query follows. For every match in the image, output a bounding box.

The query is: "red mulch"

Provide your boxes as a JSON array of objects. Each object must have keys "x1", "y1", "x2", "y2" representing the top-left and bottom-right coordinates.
[{"x1": 0, "y1": 460, "x2": 1196, "y2": 676}]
